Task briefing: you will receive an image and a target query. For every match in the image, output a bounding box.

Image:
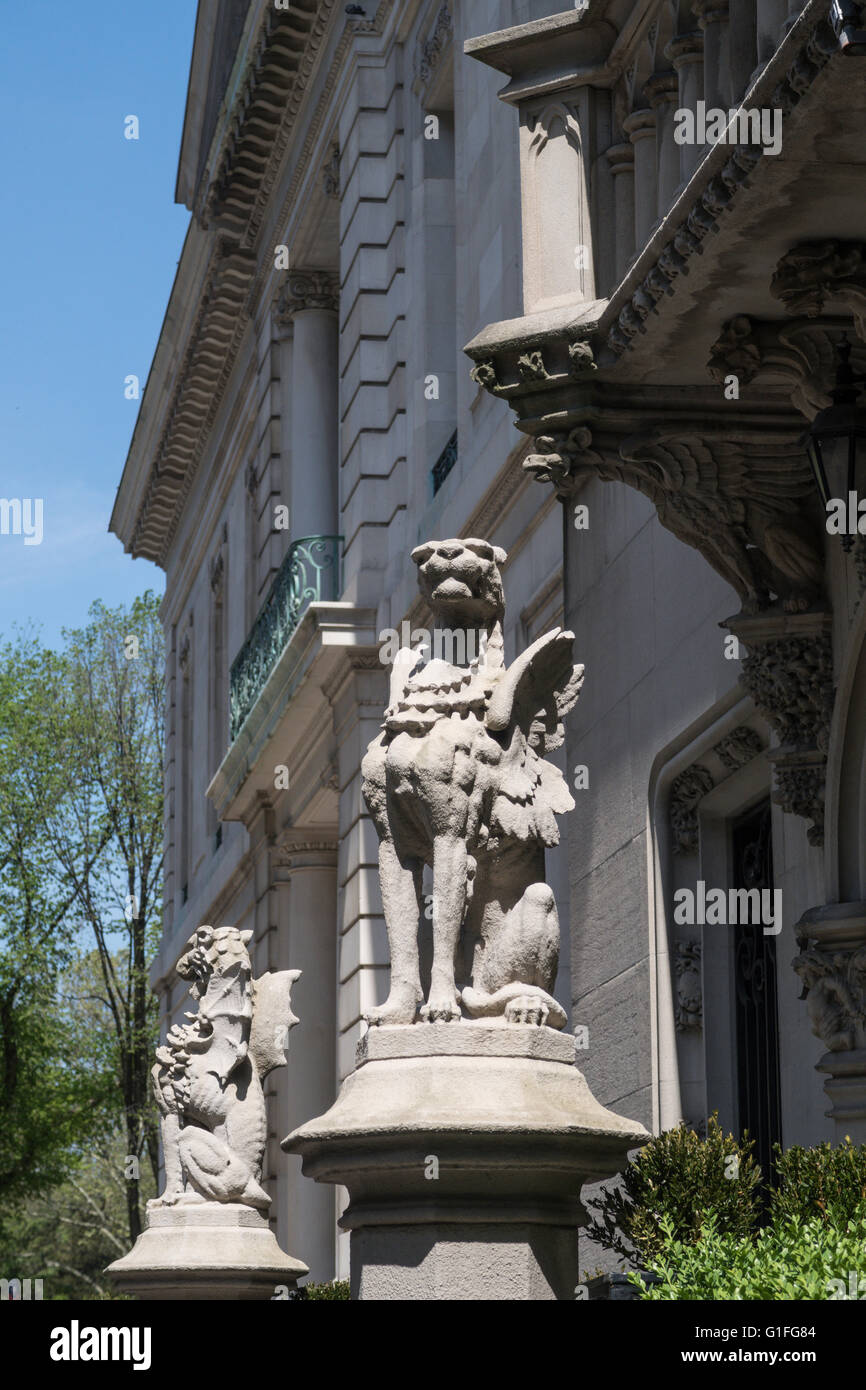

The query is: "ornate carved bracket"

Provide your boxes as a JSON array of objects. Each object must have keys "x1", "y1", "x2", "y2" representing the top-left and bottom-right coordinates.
[{"x1": 525, "y1": 420, "x2": 823, "y2": 615}]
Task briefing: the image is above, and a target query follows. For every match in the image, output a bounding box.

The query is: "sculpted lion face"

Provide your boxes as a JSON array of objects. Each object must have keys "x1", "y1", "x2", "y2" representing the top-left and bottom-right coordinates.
[{"x1": 411, "y1": 538, "x2": 506, "y2": 629}]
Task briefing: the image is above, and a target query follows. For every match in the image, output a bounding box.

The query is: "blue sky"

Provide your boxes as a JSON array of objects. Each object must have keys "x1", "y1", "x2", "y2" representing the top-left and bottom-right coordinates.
[{"x1": 0, "y1": 0, "x2": 197, "y2": 646}]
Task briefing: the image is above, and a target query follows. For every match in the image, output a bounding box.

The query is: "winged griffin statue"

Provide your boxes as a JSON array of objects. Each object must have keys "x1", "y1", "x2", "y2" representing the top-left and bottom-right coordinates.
[
  {"x1": 150, "y1": 925, "x2": 300, "y2": 1209},
  {"x1": 362, "y1": 538, "x2": 583, "y2": 1029}
]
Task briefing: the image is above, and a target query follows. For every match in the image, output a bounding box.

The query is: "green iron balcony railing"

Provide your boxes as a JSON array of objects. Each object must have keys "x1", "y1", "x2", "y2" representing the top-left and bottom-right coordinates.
[{"x1": 229, "y1": 535, "x2": 343, "y2": 741}]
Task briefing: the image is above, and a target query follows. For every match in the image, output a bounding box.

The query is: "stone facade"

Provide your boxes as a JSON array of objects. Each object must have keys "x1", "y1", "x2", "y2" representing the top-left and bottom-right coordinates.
[{"x1": 111, "y1": 0, "x2": 866, "y2": 1286}]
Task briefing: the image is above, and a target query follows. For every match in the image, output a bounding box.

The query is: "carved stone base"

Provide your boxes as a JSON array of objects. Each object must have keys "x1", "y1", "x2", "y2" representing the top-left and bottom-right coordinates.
[
  {"x1": 105, "y1": 1203, "x2": 308, "y2": 1300},
  {"x1": 283, "y1": 1022, "x2": 648, "y2": 1301}
]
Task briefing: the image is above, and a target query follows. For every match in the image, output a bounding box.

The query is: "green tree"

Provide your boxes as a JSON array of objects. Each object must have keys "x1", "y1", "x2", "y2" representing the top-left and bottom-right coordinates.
[{"x1": 37, "y1": 594, "x2": 165, "y2": 1243}]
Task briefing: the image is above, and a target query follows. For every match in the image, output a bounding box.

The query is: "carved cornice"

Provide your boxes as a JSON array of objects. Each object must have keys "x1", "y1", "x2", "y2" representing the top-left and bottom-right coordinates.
[
  {"x1": 771, "y1": 241, "x2": 866, "y2": 340},
  {"x1": 129, "y1": 238, "x2": 256, "y2": 563},
  {"x1": 674, "y1": 941, "x2": 703, "y2": 1031},
  {"x1": 725, "y1": 610, "x2": 834, "y2": 846},
  {"x1": 275, "y1": 270, "x2": 340, "y2": 323},
  {"x1": 203, "y1": 1, "x2": 335, "y2": 240}
]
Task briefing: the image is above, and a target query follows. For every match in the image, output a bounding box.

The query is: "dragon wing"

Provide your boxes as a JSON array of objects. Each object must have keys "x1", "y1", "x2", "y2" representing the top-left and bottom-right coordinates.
[{"x1": 486, "y1": 628, "x2": 584, "y2": 752}]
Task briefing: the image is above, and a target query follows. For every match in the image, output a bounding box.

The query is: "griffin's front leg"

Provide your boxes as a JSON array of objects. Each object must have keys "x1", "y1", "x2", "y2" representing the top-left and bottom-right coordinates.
[
  {"x1": 364, "y1": 838, "x2": 423, "y2": 1026},
  {"x1": 421, "y1": 834, "x2": 466, "y2": 1022}
]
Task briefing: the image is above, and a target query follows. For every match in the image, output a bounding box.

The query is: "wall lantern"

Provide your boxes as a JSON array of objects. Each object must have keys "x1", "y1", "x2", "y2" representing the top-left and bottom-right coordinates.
[
  {"x1": 830, "y1": 0, "x2": 866, "y2": 53},
  {"x1": 806, "y1": 336, "x2": 866, "y2": 552}
]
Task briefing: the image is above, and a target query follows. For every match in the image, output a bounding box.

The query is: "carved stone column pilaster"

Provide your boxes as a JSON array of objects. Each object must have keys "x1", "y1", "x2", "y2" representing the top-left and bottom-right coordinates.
[{"x1": 794, "y1": 902, "x2": 866, "y2": 1140}]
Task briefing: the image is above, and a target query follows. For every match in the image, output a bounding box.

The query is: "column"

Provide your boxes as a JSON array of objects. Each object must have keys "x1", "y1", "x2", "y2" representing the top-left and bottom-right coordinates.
[
  {"x1": 755, "y1": 0, "x2": 787, "y2": 69},
  {"x1": 605, "y1": 142, "x2": 636, "y2": 283},
  {"x1": 276, "y1": 270, "x2": 340, "y2": 542},
  {"x1": 644, "y1": 72, "x2": 680, "y2": 218},
  {"x1": 272, "y1": 836, "x2": 339, "y2": 1281},
  {"x1": 694, "y1": 0, "x2": 731, "y2": 112},
  {"x1": 666, "y1": 33, "x2": 705, "y2": 184},
  {"x1": 727, "y1": 0, "x2": 757, "y2": 103},
  {"x1": 623, "y1": 109, "x2": 657, "y2": 250}
]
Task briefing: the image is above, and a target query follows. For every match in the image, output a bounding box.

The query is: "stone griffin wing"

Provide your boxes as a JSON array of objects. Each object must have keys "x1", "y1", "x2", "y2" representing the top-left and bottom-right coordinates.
[
  {"x1": 614, "y1": 431, "x2": 823, "y2": 611},
  {"x1": 486, "y1": 628, "x2": 584, "y2": 754}
]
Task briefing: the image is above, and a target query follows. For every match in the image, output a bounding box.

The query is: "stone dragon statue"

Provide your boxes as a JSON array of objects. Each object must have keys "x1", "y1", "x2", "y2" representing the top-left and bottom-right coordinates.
[
  {"x1": 150, "y1": 925, "x2": 300, "y2": 1209},
  {"x1": 362, "y1": 538, "x2": 583, "y2": 1029}
]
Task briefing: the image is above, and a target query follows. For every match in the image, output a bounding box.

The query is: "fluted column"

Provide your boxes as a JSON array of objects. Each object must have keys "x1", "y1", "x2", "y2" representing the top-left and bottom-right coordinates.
[
  {"x1": 666, "y1": 32, "x2": 705, "y2": 183},
  {"x1": 644, "y1": 72, "x2": 680, "y2": 217},
  {"x1": 276, "y1": 270, "x2": 340, "y2": 543},
  {"x1": 694, "y1": 0, "x2": 731, "y2": 112},
  {"x1": 623, "y1": 108, "x2": 657, "y2": 250},
  {"x1": 605, "y1": 142, "x2": 636, "y2": 283}
]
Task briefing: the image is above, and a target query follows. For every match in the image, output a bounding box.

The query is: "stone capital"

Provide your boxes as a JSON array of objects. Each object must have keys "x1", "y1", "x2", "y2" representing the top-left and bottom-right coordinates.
[
  {"x1": 605, "y1": 141, "x2": 635, "y2": 174},
  {"x1": 664, "y1": 32, "x2": 705, "y2": 67},
  {"x1": 622, "y1": 107, "x2": 656, "y2": 143},
  {"x1": 275, "y1": 270, "x2": 340, "y2": 324},
  {"x1": 692, "y1": 0, "x2": 730, "y2": 27},
  {"x1": 643, "y1": 70, "x2": 679, "y2": 109}
]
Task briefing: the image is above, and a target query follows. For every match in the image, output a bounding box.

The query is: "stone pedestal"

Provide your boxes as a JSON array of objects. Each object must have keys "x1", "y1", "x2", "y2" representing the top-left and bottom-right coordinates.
[
  {"x1": 106, "y1": 1203, "x2": 308, "y2": 1300},
  {"x1": 283, "y1": 1023, "x2": 648, "y2": 1301}
]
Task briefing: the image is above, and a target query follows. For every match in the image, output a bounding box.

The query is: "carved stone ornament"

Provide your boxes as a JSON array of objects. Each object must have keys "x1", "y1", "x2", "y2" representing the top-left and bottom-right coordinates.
[
  {"x1": 526, "y1": 423, "x2": 823, "y2": 615},
  {"x1": 713, "y1": 726, "x2": 765, "y2": 772},
  {"x1": 793, "y1": 944, "x2": 866, "y2": 1053},
  {"x1": 322, "y1": 142, "x2": 340, "y2": 199},
  {"x1": 674, "y1": 941, "x2": 703, "y2": 1031},
  {"x1": 151, "y1": 925, "x2": 300, "y2": 1208},
  {"x1": 670, "y1": 765, "x2": 715, "y2": 856},
  {"x1": 727, "y1": 612, "x2": 834, "y2": 846},
  {"x1": 361, "y1": 538, "x2": 583, "y2": 1028},
  {"x1": 416, "y1": 2, "x2": 453, "y2": 84},
  {"x1": 708, "y1": 314, "x2": 866, "y2": 419},
  {"x1": 275, "y1": 269, "x2": 340, "y2": 322},
  {"x1": 771, "y1": 241, "x2": 866, "y2": 341},
  {"x1": 106, "y1": 925, "x2": 307, "y2": 1299}
]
